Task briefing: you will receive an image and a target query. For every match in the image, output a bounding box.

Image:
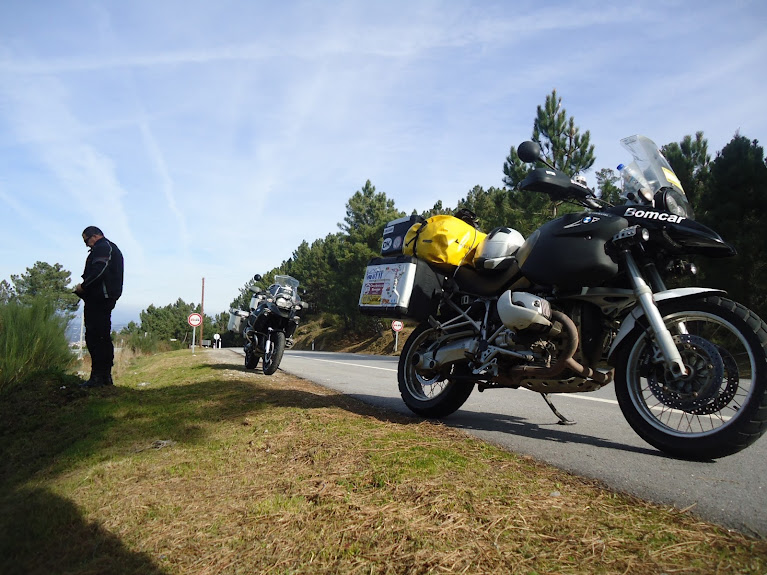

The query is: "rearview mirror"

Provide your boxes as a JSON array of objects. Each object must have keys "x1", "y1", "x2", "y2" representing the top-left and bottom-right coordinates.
[
  {"x1": 517, "y1": 141, "x2": 541, "y2": 163},
  {"x1": 253, "y1": 274, "x2": 262, "y2": 282}
]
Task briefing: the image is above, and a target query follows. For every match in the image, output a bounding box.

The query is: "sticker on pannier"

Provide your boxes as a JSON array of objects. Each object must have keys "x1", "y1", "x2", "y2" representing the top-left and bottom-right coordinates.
[{"x1": 358, "y1": 255, "x2": 444, "y2": 319}]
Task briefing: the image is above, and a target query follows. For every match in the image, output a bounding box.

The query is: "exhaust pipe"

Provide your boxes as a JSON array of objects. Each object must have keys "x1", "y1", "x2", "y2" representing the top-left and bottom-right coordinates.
[
  {"x1": 496, "y1": 310, "x2": 613, "y2": 387},
  {"x1": 411, "y1": 337, "x2": 475, "y2": 372}
]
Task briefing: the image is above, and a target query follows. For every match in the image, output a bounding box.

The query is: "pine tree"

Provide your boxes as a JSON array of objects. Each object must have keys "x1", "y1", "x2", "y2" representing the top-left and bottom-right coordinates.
[
  {"x1": 595, "y1": 168, "x2": 622, "y2": 205},
  {"x1": 696, "y1": 134, "x2": 767, "y2": 318},
  {"x1": 10, "y1": 261, "x2": 80, "y2": 313},
  {"x1": 502, "y1": 89, "x2": 596, "y2": 234},
  {"x1": 457, "y1": 185, "x2": 525, "y2": 233},
  {"x1": 336, "y1": 181, "x2": 403, "y2": 327},
  {"x1": 661, "y1": 132, "x2": 710, "y2": 210},
  {"x1": 0, "y1": 280, "x2": 15, "y2": 304}
]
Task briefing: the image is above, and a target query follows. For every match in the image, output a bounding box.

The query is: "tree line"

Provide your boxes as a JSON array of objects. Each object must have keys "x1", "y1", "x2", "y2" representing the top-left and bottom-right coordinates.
[
  {"x1": 236, "y1": 91, "x2": 767, "y2": 331},
  {"x1": 2, "y1": 90, "x2": 766, "y2": 341}
]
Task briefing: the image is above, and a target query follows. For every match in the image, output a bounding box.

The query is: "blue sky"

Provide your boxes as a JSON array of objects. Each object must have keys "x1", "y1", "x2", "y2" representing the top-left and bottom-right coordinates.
[{"x1": 1, "y1": 1, "x2": 766, "y2": 329}]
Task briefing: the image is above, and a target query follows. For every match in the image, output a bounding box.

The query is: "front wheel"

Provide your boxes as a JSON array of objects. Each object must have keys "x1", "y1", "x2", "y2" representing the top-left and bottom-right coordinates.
[
  {"x1": 398, "y1": 323, "x2": 474, "y2": 418},
  {"x1": 244, "y1": 345, "x2": 259, "y2": 369},
  {"x1": 262, "y1": 331, "x2": 286, "y2": 375},
  {"x1": 614, "y1": 297, "x2": 767, "y2": 460}
]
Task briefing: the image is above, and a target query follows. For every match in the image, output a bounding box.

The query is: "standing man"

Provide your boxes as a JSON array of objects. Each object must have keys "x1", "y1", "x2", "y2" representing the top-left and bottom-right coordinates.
[{"x1": 74, "y1": 226, "x2": 124, "y2": 388}]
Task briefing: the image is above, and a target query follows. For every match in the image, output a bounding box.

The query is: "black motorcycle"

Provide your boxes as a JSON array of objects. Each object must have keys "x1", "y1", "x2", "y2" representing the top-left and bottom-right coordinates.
[
  {"x1": 361, "y1": 135, "x2": 767, "y2": 460},
  {"x1": 232, "y1": 274, "x2": 307, "y2": 375}
]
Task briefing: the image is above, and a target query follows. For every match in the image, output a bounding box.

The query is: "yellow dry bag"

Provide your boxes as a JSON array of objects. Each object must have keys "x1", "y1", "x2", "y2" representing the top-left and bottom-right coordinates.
[{"x1": 403, "y1": 214, "x2": 486, "y2": 270}]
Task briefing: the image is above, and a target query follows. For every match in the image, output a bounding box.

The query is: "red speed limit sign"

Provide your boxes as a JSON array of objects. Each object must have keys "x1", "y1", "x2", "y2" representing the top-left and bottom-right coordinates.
[
  {"x1": 188, "y1": 313, "x2": 203, "y2": 327},
  {"x1": 391, "y1": 320, "x2": 403, "y2": 332}
]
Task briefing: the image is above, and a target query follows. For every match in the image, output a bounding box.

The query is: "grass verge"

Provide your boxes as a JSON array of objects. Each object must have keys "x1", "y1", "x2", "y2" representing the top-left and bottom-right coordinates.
[{"x1": 1, "y1": 348, "x2": 765, "y2": 574}]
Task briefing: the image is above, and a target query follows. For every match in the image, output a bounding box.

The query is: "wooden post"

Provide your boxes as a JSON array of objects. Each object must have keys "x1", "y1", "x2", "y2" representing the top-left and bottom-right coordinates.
[{"x1": 200, "y1": 277, "x2": 205, "y2": 346}]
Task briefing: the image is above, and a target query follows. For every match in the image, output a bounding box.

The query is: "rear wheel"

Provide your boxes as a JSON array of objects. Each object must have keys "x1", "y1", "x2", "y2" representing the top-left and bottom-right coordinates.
[
  {"x1": 263, "y1": 331, "x2": 286, "y2": 375},
  {"x1": 614, "y1": 297, "x2": 767, "y2": 460},
  {"x1": 398, "y1": 323, "x2": 474, "y2": 418}
]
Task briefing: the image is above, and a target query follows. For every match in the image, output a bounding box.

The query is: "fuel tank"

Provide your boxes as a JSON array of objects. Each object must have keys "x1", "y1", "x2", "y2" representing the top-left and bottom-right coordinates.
[{"x1": 516, "y1": 212, "x2": 628, "y2": 288}]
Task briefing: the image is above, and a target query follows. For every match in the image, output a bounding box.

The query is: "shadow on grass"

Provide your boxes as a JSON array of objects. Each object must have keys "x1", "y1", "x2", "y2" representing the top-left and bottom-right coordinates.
[
  {"x1": 0, "y1": 487, "x2": 167, "y2": 575},
  {"x1": 0, "y1": 361, "x2": 412, "y2": 574},
  {"x1": 194, "y1": 359, "x2": 412, "y2": 424},
  {"x1": 208, "y1": 358, "x2": 664, "y2": 457}
]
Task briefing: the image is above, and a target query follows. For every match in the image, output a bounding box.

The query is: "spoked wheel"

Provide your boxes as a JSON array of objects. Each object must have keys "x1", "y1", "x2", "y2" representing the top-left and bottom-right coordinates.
[
  {"x1": 398, "y1": 323, "x2": 474, "y2": 418},
  {"x1": 262, "y1": 331, "x2": 286, "y2": 375},
  {"x1": 614, "y1": 297, "x2": 767, "y2": 460}
]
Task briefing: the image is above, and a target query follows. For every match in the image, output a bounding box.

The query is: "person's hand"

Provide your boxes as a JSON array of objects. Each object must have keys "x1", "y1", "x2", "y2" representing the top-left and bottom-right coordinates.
[{"x1": 74, "y1": 283, "x2": 84, "y2": 297}]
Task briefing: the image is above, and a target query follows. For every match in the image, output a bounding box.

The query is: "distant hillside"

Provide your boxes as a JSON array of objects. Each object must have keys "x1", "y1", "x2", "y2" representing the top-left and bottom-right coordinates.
[{"x1": 291, "y1": 317, "x2": 414, "y2": 356}]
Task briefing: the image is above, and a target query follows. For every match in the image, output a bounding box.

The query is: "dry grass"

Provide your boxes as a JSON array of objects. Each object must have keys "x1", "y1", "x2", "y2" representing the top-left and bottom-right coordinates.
[
  {"x1": 1, "y1": 348, "x2": 765, "y2": 575},
  {"x1": 292, "y1": 319, "x2": 414, "y2": 356}
]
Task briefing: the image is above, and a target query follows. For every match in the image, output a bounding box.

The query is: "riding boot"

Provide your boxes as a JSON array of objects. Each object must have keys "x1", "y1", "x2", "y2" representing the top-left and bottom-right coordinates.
[{"x1": 80, "y1": 371, "x2": 110, "y2": 388}]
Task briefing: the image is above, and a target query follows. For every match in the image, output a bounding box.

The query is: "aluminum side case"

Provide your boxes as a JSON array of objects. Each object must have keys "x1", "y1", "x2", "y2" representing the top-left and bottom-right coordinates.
[
  {"x1": 358, "y1": 255, "x2": 445, "y2": 320},
  {"x1": 227, "y1": 310, "x2": 250, "y2": 333}
]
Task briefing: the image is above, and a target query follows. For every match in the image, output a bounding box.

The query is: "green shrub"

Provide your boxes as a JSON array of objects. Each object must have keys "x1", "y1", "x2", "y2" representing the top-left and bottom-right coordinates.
[
  {"x1": 124, "y1": 331, "x2": 162, "y2": 354},
  {"x1": 123, "y1": 332, "x2": 186, "y2": 354},
  {"x1": 0, "y1": 298, "x2": 74, "y2": 393}
]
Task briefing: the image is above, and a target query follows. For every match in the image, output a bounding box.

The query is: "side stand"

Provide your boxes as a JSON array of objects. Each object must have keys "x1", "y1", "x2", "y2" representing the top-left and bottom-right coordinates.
[{"x1": 541, "y1": 393, "x2": 576, "y2": 425}]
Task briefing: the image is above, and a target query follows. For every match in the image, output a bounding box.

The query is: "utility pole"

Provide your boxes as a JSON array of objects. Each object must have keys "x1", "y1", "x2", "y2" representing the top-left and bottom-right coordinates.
[{"x1": 200, "y1": 277, "x2": 205, "y2": 346}]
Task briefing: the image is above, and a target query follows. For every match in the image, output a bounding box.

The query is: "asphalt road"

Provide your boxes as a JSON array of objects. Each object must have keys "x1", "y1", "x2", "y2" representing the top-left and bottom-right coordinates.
[{"x1": 229, "y1": 348, "x2": 766, "y2": 537}]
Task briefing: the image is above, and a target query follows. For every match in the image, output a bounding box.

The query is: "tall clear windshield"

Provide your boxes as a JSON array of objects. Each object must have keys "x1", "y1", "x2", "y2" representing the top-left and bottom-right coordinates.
[
  {"x1": 619, "y1": 135, "x2": 693, "y2": 218},
  {"x1": 619, "y1": 135, "x2": 686, "y2": 198},
  {"x1": 268, "y1": 275, "x2": 301, "y2": 299}
]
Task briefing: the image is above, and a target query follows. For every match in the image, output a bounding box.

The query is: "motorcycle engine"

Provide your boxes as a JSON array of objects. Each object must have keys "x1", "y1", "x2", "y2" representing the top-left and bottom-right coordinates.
[{"x1": 497, "y1": 291, "x2": 552, "y2": 332}]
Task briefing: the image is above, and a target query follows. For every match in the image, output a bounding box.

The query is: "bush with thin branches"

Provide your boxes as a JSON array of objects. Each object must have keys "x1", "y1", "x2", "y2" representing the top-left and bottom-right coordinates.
[{"x1": 0, "y1": 298, "x2": 74, "y2": 393}]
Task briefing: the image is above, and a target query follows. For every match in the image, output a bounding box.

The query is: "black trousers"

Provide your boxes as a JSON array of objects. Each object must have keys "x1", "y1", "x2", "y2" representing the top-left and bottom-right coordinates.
[{"x1": 84, "y1": 297, "x2": 117, "y2": 374}]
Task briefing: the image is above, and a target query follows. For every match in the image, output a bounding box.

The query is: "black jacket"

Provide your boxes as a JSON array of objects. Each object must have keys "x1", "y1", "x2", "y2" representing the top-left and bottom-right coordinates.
[{"x1": 81, "y1": 237, "x2": 124, "y2": 300}]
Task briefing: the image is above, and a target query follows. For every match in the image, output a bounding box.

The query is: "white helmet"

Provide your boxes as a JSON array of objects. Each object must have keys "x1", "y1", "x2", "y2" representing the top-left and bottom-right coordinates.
[{"x1": 473, "y1": 227, "x2": 525, "y2": 270}]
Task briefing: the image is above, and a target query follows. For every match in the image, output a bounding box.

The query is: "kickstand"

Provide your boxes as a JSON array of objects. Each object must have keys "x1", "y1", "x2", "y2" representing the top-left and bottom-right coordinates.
[{"x1": 541, "y1": 393, "x2": 576, "y2": 425}]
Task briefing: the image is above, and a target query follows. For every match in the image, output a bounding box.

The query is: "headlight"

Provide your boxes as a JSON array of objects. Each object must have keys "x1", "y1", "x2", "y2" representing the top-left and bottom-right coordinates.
[
  {"x1": 660, "y1": 189, "x2": 694, "y2": 220},
  {"x1": 275, "y1": 296, "x2": 292, "y2": 310}
]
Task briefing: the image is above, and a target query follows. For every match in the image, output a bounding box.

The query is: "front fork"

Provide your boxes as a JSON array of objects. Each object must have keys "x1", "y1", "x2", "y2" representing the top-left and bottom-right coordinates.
[
  {"x1": 245, "y1": 327, "x2": 273, "y2": 356},
  {"x1": 622, "y1": 251, "x2": 687, "y2": 378},
  {"x1": 263, "y1": 330, "x2": 273, "y2": 355}
]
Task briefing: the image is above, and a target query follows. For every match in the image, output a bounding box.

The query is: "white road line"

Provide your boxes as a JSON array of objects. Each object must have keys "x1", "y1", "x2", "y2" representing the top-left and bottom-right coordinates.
[
  {"x1": 565, "y1": 395, "x2": 619, "y2": 405},
  {"x1": 290, "y1": 355, "x2": 398, "y2": 372}
]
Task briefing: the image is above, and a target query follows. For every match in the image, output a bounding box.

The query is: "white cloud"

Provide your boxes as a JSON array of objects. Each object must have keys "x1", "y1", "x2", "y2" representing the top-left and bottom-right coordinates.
[{"x1": 137, "y1": 110, "x2": 190, "y2": 246}]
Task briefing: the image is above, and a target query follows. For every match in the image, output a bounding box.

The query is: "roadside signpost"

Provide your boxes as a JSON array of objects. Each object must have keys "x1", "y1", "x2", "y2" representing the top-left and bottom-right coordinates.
[
  {"x1": 188, "y1": 313, "x2": 202, "y2": 354},
  {"x1": 392, "y1": 320, "x2": 403, "y2": 352}
]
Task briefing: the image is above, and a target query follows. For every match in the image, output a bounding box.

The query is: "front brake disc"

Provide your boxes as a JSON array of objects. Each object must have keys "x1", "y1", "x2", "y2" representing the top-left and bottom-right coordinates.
[{"x1": 645, "y1": 334, "x2": 728, "y2": 413}]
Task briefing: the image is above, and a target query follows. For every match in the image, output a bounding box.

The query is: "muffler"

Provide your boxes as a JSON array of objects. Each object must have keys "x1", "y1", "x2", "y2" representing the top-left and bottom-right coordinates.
[{"x1": 411, "y1": 337, "x2": 475, "y2": 372}]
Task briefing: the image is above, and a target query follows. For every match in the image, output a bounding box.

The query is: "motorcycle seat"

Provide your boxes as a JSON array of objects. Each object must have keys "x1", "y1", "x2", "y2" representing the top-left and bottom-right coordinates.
[{"x1": 452, "y1": 259, "x2": 523, "y2": 297}]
